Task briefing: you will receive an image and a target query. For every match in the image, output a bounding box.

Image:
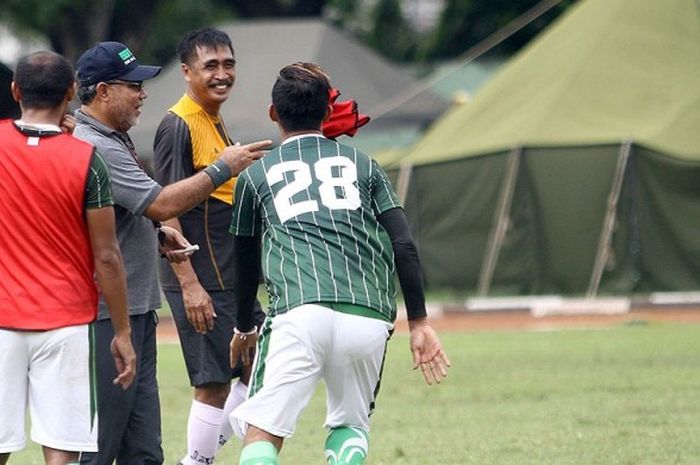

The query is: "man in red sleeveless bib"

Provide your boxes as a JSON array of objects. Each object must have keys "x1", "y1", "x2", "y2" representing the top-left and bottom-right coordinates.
[{"x1": 0, "y1": 51, "x2": 135, "y2": 465}]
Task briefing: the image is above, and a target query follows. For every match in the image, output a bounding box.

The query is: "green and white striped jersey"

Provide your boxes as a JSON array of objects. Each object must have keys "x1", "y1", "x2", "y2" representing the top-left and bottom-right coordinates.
[{"x1": 230, "y1": 135, "x2": 401, "y2": 322}]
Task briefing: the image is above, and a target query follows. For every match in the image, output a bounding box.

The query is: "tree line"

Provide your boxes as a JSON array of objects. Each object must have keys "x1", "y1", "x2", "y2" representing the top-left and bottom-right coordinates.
[{"x1": 0, "y1": 0, "x2": 575, "y2": 65}]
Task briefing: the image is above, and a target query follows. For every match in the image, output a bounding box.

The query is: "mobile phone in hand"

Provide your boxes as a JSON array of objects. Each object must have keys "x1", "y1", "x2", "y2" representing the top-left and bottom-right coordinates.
[{"x1": 177, "y1": 244, "x2": 199, "y2": 255}]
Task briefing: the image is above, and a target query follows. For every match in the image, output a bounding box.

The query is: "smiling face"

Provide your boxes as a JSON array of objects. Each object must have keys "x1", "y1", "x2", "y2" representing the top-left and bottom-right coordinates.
[
  {"x1": 102, "y1": 80, "x2": 146, "y2": 132},
  {"x1": 182, "y1": 45, "x2": 236, "y2": 114}
]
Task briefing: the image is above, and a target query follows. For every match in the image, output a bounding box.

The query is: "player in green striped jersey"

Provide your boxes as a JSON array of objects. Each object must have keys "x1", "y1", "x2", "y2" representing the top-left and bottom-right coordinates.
[{"x1": 229, "y1": 63, "x2": 450, "y2": 465}]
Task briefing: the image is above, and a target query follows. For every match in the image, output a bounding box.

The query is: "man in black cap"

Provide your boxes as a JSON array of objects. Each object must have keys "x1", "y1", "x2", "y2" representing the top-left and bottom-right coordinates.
[{"x1": 72, "y1": 41, "x2": 270, "y2": 465}]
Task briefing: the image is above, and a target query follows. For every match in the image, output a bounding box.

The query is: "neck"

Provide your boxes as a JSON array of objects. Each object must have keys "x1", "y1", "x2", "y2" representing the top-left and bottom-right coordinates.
[
  {"x1": 187, "y1": 89, "x2": 221, "y2": 116},
  {"x1": 81, "y1": 105, "x2": 119, "y2": 131},
  {"x1": 281, "y1": 128, "x2": 323, "y2": 142},
  {"x1": 20, "y1": 107, "x2": 65, "y2": 127}
]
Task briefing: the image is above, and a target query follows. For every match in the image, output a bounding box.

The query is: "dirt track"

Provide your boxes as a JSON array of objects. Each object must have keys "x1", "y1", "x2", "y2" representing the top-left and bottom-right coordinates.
[
  {"x1": 402, "y1": 305, "x2": 700, "y2": 332},
  {"x1": 156, "y1": 305, "x2": 700, "y2": 342}
]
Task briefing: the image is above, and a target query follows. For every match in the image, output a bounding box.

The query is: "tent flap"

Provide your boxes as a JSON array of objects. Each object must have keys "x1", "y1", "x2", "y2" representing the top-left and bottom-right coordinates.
[{"x1": 406, "y1": 144, "x2": 700, "y2": 295}]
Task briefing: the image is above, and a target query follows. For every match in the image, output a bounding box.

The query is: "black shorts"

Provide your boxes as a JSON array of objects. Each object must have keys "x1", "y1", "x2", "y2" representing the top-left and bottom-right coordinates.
[{"x1": 164, "y1": 290, "x2": 266, "y2": 386}]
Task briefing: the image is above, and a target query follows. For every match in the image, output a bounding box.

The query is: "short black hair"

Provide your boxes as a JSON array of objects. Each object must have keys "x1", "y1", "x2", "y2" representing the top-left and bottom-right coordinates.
[
  {"x1": 272, "y1": 62, "x2": 331, "y2": 133},
  {"x1": 14, "y1": 51, "x2": 74, "y2": 109},
  {"x1": 177, "y1": 27, "x2": 234, "y2": 65}
]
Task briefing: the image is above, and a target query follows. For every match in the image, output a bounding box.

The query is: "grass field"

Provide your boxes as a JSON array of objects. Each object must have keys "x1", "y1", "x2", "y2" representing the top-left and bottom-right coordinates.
[{"x1": 12, "y1": 320, "x2": 700, "y2": 464}]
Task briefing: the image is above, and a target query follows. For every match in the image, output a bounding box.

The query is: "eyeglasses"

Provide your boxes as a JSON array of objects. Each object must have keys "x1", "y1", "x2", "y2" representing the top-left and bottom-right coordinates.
[{"x1": 104, "y1": 81, "x2": 145, "y2": 92}]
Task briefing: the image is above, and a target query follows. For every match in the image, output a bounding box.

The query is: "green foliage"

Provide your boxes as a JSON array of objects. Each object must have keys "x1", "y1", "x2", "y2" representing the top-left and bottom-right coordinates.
[
  {"x1": 0, "y1": 0, "x2": 75, "y2": 32},
  {"x1": 325, "y1": 0, "x2": 361, "y2": 23},
  {"x1": 1, "y1": 0, "x2": 98, "y2": 58},
  {"x1": 138, "y1": 0, "x2": 235, "y2": 65},
  {"x1": 0, "y1": 0, "x2": 163, "y2": 62},
  {"x1": 0, "y1": 0, "x2": 576, "y2": 66},
  {"x1": 11, "y1": 321, "x2": 700, "y2": 464},
  {"x1": 365, "y1": 0, "x2": 417, "y2": 62},
  {"x1": 326, "y1": 0, "x2": 575, "y2": 63},
  {"x1": 422, "y1": 0, "x2": 576, "y2": 60},
  {"x1": 218, "y1": 0, "x2": 324, "y2": 17}
]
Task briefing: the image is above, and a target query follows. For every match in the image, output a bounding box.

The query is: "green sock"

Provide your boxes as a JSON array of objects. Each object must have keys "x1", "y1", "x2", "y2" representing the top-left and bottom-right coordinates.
[
  {"x1": 324, "y1": 426, "x2": 369, "y2": 465},
  {"x1": 240, "y1": 440, "x2": 279, "y2": 465}
]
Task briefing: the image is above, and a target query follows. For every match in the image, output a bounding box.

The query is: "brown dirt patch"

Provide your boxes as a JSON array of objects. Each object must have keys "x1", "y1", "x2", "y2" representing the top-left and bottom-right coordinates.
[
  {"x1": 394, "y1": 305, "x2": 700, "y2": 333},
  {"x1": 157, "y1": 304, "x2": 700, "y2": 343}
]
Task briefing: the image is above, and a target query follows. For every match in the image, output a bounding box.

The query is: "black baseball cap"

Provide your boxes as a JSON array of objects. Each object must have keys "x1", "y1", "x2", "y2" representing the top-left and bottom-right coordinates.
[{"x1": 76, "y1": 41, "x2": 161, "y2": 86}]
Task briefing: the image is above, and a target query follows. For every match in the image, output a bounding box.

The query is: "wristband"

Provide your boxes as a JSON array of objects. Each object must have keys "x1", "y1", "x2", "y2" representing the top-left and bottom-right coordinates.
[
  {"x1": 234, "y1": 325, "x2": 258, "y2": 338},
  {"x1": 203, "y1": 159, "x2": 232, "y2": 188}
]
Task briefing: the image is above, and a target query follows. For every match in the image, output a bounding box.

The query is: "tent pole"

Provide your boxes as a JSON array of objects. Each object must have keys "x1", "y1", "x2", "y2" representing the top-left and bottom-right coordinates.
[
  {"x1": 396, "y1": 161, "x2": 414, "y2": 205},
  {"x1": 586, "y1": 140, "x2": 633, "y2": 297},
  {"x1": 477, "y1": 147, "x2": 522, "y2": 296}
]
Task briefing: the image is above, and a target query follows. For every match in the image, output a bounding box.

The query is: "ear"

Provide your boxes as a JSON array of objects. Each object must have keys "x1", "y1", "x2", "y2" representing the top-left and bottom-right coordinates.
[
  {"x1": 65, "y1": 82, "x2": 76, "y2": 103},
  {"x1": 268, "y1": 104, "x2": 278, "y2": 122},
  {"x1": 96, "y1": 82, "x2": 112, "y2": 101},
  {"x1": 181, "y1": 62, "x2": 191, "y2": 82},
  {"x1": 10, "y1": 81, "x2": 20, "y2": 103},
  {"x1": 323, "y1": 104, "x2": 333, "y2": 122}
]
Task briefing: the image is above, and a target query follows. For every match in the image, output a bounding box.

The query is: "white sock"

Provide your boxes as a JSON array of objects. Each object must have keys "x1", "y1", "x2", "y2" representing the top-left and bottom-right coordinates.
[
  {"x1": 217, "y1": 380, "x2": 249, "y2": 449},
  {"x1": 180, "y1": 399, "x2": 224, "y2": 465}
]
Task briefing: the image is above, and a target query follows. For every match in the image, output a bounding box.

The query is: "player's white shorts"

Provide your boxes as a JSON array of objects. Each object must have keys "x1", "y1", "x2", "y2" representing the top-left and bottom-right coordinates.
[
  {"x1": 0, "y1": 324, "x2": 97, "y2": 453},
  {"x1": 232, "y1": 303, "x2": 393, "y2": 438}
]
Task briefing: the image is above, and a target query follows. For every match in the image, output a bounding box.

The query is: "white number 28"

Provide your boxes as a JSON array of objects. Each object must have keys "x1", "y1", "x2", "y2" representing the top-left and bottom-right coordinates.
[{"x1": 266, "y1": 157, "x2": 361, "y2": 223}]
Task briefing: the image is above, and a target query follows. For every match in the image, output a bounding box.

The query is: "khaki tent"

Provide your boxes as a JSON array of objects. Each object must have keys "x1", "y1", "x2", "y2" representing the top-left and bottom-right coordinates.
[
  {"x1": 393, "y1": 0, "x2": 700, "y2": 296},
  {"x1": 131, "y1": 18, "x2": 447, "y2": 158}
]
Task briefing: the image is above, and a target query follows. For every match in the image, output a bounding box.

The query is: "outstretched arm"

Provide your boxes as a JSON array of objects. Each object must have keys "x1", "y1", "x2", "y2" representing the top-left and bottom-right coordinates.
[
  {"x1": 145, "y1": 140, "x2": 271, "y2": 221},
  {"x1": 377, "y1": 207, "x2": 451, "y2": 385}
]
